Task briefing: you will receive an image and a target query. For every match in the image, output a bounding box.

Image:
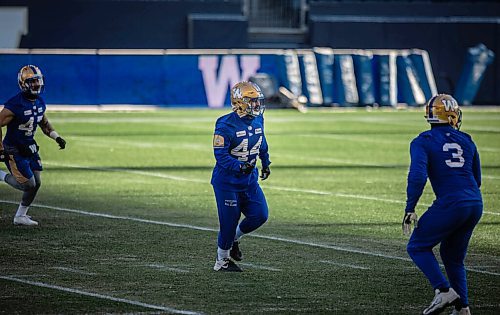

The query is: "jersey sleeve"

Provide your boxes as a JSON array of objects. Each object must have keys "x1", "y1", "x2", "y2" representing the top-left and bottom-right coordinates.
[
  {"x1": 259, "y1": 133, "x2": 271, "y2": 168},
  {"x1": 3, "y1": 99, "x2": 17, "y2": 114},
  {"x1": 472, "y1": 146, "x2": 482, "y2": 188},
  {"x1": 213, "y1": 124, "x2": 242, "y2": 173},
  {"x1": 405, "y1": 137, "x2": 428, "y2": 212}
]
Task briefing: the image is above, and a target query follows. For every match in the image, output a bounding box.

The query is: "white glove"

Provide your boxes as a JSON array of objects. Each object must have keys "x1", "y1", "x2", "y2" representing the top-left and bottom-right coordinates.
[{"x1": 402, "y1": 212, "x2": 418, "y2": 235}]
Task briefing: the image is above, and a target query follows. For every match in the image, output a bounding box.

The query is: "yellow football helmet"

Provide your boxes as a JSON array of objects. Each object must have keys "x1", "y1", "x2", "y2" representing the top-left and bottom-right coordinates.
[
  {"x1": 18, "y1": 65, "x2": 44, "y2": 95},
  {"x1": 425, "y1": 94, "x2": 462, "y2": 130},
  {"x1": 230, "y1": 81, "x2": 265, "y2": 117}
]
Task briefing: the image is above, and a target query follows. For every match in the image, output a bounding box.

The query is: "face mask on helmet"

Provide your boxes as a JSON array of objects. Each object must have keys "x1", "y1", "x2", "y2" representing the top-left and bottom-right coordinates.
[
  {"x1": 231, "y1": 82, "x2": 265, "y2": 117},
  {"x1": 425, "y1": 94, "x2": 462, "y2": 130},
  {"x1": 18, "y1": 65, "x2": 44, "y2": 96}
]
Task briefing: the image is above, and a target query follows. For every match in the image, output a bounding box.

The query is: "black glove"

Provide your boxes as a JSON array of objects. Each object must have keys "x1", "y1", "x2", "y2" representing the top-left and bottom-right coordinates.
[
  {"x1": 260, "y1": 167, "x2": 271, "y2": 180},
  {"x1": 0, "y1": 150, "x2": 8, "y2": 162},
  {"x1": 240, "y1": 162, "x2": 255, "y2": 175},
  {"x1": 56, "y1": 137, "x2": 66, "y2": 149},
  {"x1": 402, "y1": 212, "x2": 418, "y2": 236}
]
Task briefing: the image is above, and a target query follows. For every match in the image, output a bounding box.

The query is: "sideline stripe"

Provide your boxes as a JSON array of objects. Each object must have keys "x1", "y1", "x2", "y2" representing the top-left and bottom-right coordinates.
[
  {"x1": 0, "y1": 275, "x2": 202, "y2": 315},
  {"x1": 43, "y1": 161, "x2": 499, "y2": 216},
  {"x1": 1, "y1": 199, "x2": 498, "y2": 276}
]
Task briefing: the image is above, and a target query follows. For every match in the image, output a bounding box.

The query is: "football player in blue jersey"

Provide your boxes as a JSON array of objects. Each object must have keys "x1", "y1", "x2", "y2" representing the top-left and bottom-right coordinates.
[
  {"x1": 403, "y1": 94, "x2": 482, "y2": 315},
  {"x1": 211, "y1": 81, "x2": 271, "y2": 272},
  {"x1": 0, "y1": 65, "x2": 66, "y2": 226}
]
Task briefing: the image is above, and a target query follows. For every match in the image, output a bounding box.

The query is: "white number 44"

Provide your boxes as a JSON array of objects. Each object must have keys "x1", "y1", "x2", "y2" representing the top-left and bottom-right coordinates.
[{"x1": 231, "y1": 136, "x2": 262, "y2": 161}]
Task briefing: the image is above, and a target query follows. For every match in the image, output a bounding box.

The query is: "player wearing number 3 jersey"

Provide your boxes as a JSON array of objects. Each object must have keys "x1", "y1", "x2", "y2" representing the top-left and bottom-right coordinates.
[
  {"x1": 403, "y1": 94, "x2": 482, "y2": 315},
  {"x1": 211, "y1": 81, "x2": 271, "y2": 272},
  {"x1": 0, "y1": 65, "x2": 66, "y2": 226}
]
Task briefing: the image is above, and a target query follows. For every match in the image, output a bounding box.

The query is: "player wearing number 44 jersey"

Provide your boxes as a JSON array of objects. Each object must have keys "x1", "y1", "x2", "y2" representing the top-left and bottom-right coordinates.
[
  {"x1": 211, "y1": 81, "x2": 271, "y2": 272},
  {"x1": 403, "y1": 94, "x2": 482, "y2": 315},
  {"x1": 0, "y1": 65, "x2": 66, "y2": 226}
]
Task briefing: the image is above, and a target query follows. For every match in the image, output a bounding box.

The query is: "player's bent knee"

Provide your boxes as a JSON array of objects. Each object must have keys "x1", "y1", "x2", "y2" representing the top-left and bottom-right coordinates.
[
  {"x1": 406, "y1": 242, "x2": 420, "y2": 257},
  {"x1": 257, "y1": 212, "x2": 269, "y2": 226},
  {"x1": 20, "y1": 178, "x2": 37, "y2": 191}
]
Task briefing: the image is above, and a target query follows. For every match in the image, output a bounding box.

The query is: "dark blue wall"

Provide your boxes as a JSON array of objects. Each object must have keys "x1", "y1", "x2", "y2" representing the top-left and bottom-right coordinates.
[
  {"x1": 308, "y1": 1, "x2": 500, "y2": 105},
  {"x1": 1, "y1": 0, "x2": 498, "y2": 104},
  {"x1": 12, "y1": 0, "x2": 243, "y2": 49}
]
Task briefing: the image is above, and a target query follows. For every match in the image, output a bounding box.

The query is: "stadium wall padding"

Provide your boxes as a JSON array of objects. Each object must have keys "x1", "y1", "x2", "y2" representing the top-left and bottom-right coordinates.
[{"x1": 0, "y1": 49, "x2": 437, "y2": 107}]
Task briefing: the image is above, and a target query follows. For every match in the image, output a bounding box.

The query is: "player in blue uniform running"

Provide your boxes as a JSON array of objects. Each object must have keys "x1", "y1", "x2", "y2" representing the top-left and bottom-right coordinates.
[
  {"x1": 403, "y1": 94, "x2": 482, "y2": 315},
  {"x1": 211, "y1": 81, "x2": 271, "y2": 272},
  {"x1": 0, "y1": 65, "x2": 66, "y2": 226}
]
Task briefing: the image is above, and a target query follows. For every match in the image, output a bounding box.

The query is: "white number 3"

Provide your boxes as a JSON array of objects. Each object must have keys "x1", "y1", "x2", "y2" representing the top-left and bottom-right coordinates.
[{"x1": 443, "y1": 143, "x2": 465, "y2": 168}]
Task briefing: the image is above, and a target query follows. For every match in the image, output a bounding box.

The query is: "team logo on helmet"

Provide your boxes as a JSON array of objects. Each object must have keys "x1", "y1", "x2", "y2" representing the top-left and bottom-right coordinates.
[
  {"x1": 230, "y1": 81, "x2": 265, "y2": 117},
  {"x1": 18, "y1": 65, "x2": 44, "y2": 96},
  {"x1": 425, "y1": 94, "x2": 462, "y2": 130}
]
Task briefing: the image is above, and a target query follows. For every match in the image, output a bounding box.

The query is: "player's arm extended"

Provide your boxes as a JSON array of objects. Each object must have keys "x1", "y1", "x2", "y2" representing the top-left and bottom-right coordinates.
[
  {"x1": 213, "y1": 129, "x2": 242, "y2": 172},
  {"x1": 405, "y1": 138, "x2": 428, "y2": 212},
  {"x1": 40, "y1": 114, "x2": 66, "y2": 149},
  {"x1": 0, "y1": 108, "x2": 15, "y2": 151}
]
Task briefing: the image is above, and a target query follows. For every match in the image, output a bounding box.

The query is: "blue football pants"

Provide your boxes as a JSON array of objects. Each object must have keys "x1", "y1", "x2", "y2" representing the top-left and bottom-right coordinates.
[
  {"x1": 214, "y1": 185, "x2": 269, "y2": 250},
  {"x1": 407, "y1": 203, "x2": 482, "y2": 306}
]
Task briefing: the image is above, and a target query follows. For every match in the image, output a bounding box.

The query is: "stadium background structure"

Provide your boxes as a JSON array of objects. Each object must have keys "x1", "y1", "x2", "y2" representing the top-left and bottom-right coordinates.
[{"x1": 0, "y1": 0, "x2": 498, "y2": 106}]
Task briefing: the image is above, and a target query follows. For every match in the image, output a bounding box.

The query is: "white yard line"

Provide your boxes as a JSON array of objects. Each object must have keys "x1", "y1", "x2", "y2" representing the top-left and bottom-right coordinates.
[
  {"x1": 51, "y1": 267, "x2": 96, "y2": 276},
  {"x1": 483, "y1": 175, "x2": 500, "y2": 180},
  {"x1": 1, "y1": 199, "x2": 498, "y2": 276},
  {"x1": 142, "y1": 264, "x2": 190, "y2": 273},
  {"x1": 238, "y1": 263, "x2": 281, "y2": 272},
  {"x1": 0, "y1": 275, "x2": 202, "y2": 315},
  {"x1": 319, "y1": 260, "x2": 370, "y2": 270}
]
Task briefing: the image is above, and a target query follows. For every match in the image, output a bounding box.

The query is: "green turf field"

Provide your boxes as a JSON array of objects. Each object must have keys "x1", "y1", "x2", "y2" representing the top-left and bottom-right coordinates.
[{"x1": 1, "y1": 108, "x2": 499, "y2": 314}]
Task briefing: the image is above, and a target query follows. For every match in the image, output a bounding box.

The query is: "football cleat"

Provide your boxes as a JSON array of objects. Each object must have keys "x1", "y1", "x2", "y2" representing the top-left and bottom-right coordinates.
[
  {"x1": 13, "y1": 215, "x2": 39, "y2": 226},
  {"x1": 213, "y1": 258, "x2": 242, "y2": 272},
  {"x1": 422, "y1": 288, "x2": 460, "y2": 315},
  {"x1": 18, "y1": 65, "x2": 44, "y2": 96},
  {"x1": 230, "y1": 241, "x2": 243, "y2": 261},
  {"x1": 230, "y1": 81, "x2": 265, "y2": 117},
  {"x1": 450, "y1": 306, "x2": 471, "y2": 315},
  {"x1": 425, "y1": 94, "x2": 462, "y2": 130}
]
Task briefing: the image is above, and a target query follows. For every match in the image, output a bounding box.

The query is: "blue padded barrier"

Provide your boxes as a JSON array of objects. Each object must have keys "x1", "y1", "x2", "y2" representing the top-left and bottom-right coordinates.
[
  {"x1": 276, "y1": 50, "x2": 304, "y2": 100},
  {"x1": 352, "y1": 52, "x2": 375, "y2": 106},
  {"x1": 454, "y1": 44, "x2": 495, "y2": 105},
  {"x1": 373, "y1": 53, "x2": 397, "y2": 107},
  {"x1": 298, "y1": 50, "x2": 323, "y2": 106},
  {"x1": 0, "y1": 48, "x2": 437, "y2": 107},
  {"x1": 313, "y1": 48, "x2": 334, "y2": 105},
  {"x1": 409, "y1": 50, "x2": 437, "y2": 101},
  {"x1": 396, "y1": 54, "x2": 427, "y2": 106},
  {"x1": 333, "y1": 54, "x2": 359, "y2": 106}
]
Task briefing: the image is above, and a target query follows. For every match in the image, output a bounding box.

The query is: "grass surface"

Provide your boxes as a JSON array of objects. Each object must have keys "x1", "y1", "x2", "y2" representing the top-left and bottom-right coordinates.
[{"x1": 1, "y1": 108, "x2": 499, "y2": 314}]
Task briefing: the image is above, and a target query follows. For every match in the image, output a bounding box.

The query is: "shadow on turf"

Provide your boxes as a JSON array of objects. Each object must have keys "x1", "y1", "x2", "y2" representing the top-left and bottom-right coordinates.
[
  {"x1": 44, "y1": 164, "x2": 500, "y2": 172},
  {"x1": 43, "y1": 165, "x2": 406, "y2": 171}
]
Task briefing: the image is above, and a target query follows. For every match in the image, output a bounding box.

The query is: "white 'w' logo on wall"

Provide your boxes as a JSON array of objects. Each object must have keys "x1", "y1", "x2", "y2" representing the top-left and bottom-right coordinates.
[{"x1": 198, "y1": 55, "x2": 260, "y2": 108}]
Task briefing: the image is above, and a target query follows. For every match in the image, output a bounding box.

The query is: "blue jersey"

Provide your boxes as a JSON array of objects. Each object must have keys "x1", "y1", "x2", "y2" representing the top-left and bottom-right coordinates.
[
  {"x1": 3, "y1": 92, "x2": 46, "y2": 147},
  {"x1": 405, "y1": 125, "x2": 482, "y2": 212},
  {"x1": 211, "y1": 111, "x2": 271, "y2": 192}
]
